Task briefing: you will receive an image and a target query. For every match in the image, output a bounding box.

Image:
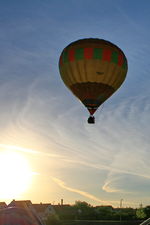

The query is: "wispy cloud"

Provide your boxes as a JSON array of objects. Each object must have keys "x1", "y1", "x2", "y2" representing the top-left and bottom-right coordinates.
[
  {"x1": 51, "y1": 177, "x2": 116, "y2": 205},
  {"x1": 0, "y1": 144, "x2": 65, "y2": 159},
  {"x1": 51, "y1": 176, "x2": 140, "y2": 207},
  {"x1": 102, "y1": 171, "x2": 150, "y2": 197}
]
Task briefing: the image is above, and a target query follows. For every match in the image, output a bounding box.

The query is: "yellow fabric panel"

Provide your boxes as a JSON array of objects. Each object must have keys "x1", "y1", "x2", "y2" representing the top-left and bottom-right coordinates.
[{"x1": 60, "y1": 58, "x2": 127, "y2": 90}]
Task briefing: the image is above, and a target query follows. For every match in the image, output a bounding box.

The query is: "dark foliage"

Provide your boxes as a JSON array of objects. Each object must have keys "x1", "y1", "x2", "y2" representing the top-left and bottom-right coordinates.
[{"x1": 52, "y1": 201, "x2": 150, "y2": 222}]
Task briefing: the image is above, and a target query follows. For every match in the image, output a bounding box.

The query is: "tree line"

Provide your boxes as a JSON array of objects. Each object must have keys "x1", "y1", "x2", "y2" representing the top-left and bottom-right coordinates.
[{"x1": 45, "y1": 201, "x2": 150, "y2": 225}]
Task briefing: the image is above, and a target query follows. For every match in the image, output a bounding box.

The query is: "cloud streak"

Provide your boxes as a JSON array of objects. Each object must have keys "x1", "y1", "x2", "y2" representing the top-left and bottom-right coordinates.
[
  {"x1": 51, "y1": 177, "x2": 116, "y2": 205},
  {"x1": 51, "y1": 176, "x2": 140, "y2": 207},
  {"x1": 0, "y1": 144, "x2": 65, "y2": 159}
]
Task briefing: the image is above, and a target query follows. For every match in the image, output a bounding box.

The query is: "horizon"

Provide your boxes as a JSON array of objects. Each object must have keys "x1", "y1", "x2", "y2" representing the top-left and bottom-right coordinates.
[
  {"x1": 0, "y1": 0, "x2": 150, "y2": 208},
  {"x1": 0, "y1": 199, "x2": 145, "y2": 209}
]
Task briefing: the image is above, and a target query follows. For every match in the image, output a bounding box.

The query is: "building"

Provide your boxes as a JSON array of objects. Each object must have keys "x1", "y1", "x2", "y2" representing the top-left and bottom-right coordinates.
[
  {"x1": 33, "y1": 203, "x2": 55, "y2": 222},
  {"x1": 8, "y1": 200, "x2": 33, "y2": 209},
  {"x1": 0, "y1": 202, "x2": 7, "y2": 209},
  {"x1": 8, "y1": 200, "x2": 74, "y2": 222},
  {"x1": 8, "y1": 200, "x2": 55, "y2": 223},
  {"x1": 8, "y1": 200, "x2": 43, "y2": 224}
]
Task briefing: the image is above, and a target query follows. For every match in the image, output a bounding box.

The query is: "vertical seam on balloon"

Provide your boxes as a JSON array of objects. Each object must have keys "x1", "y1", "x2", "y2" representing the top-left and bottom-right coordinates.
[
  {"x1": 83, "y1": 56, "x2": 88, "y2": 83},
  {"x1": 101, "y1": 62, "x2": 112, "y2": 100},
  {"x1": 106, "y1": 62, "x2": 117, "y2": 87},
  {"x1": 67, "y1": 49, "x2": 78, "y2": 85},
  {"x1": 67, "y1": 48, "x2": 78, "y2": 85},
  {"x1": 75, "y1": 48, "x2": 84, "y2": 83},
  {"x1": 75, "y1": 60, "x2": 82, "y2": 84},
  {"x1": 123, "y1": 58, "x2": 127, "y2": 70},
  {"x1": 102, "y1": 49, "x2": 111, "y2": 62},
  {"x1": 111, "y1": 51, "x2": 118, "y2": 65},
  {"x1": 68, "y1": 49, "x2": 75, "y2": 62},
  {"x1": 68, "y1": 62, "x2": 76, "y2": 85},
  {"x1": 111, "y1": 68, "x2": 123, "y2": 90},
  {"x1": 84, "y1": 47, "x2": 93, "y2": 59},
  {"x1": 118, "y1": 53, "x2": 124, "y2": 66},
  {"x1": 109, "y1": 51, "x2": 120, "y2": 87},
  {"x1": 115, "y1": 69, "x2": 127, "y2": 90}
]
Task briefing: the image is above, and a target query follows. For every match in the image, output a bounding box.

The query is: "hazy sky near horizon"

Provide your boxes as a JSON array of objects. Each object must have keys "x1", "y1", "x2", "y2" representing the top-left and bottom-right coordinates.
[{"x1": 0, "y1": 0, "x2": 150, "y2": 207}]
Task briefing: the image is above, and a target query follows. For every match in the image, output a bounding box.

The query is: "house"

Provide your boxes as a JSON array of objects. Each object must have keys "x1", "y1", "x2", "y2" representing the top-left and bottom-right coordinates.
[
  {"x1": 0, "y1": 202, "x2": 7, "y2": 209},
  {"x1": 8, "y1": 200, "x2": 33, "y2": 209},
  {"x1": 8, "y1": 200, "x2": 74, "y2": 222},
  {"x1": 8, "y1": 200, "x2": 55, "y2": 223},
  {"x1": 33, "y1": 203, "x2": 75, "y2": 221},
  {"x1": 8, "y1": 200, "x2": 42, "y2": 224},
  {"x1": 33, "y1": 203, "x2": 55, "y2": 222}
]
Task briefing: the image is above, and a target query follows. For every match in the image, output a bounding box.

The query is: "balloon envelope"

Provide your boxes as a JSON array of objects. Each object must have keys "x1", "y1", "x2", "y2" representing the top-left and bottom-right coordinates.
[
  {"x1": 59, "y1": 38, "x2": 128, "y2": 117},
  {"x1": 0, "y1": 207, "x2": 42, "y2": 225}
]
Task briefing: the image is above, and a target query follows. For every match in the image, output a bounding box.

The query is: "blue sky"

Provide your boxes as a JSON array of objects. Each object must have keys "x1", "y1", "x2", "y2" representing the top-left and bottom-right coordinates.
[{"x1": 0, "y1": 0, "x2": 150, "y2": 207}]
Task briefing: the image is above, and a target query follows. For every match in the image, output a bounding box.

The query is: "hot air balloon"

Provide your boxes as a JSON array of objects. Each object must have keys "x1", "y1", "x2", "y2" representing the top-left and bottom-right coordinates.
[
  {"x1": 0, "y1": 207, "x2": 43, "y2": 225},
  {"x1": 59, "y1": 38, "x2": 128, "y2": 123}
]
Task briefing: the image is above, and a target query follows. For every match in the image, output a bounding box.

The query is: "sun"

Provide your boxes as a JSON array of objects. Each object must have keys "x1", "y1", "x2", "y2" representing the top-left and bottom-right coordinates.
[{"x1": 0, "y1": 149, "x2": 32, "y2": 200}]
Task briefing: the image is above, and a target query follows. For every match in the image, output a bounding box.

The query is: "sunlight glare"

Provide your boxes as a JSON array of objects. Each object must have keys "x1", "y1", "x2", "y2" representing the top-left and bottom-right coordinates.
[{"x1": 0, "y1": 149, "x2": 32, "y2": 199}]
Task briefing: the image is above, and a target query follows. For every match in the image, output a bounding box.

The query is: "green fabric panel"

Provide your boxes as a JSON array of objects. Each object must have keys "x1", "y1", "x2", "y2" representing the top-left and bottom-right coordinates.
[
  {"x1": 75, "y1": 48, "x2": 84, "y2": 60},
  {"x1": 94, "y1": 48, "x2": 103, "y2": 59},
  {"x1": 111, "y1": 51, "x2": 118, "y2": 64},
  {"x1": 61, "y1": 48, "x2": 127, "y2": 70},
  {"x1": 123, "y1": 60, "x2": 127, "y2": 69},
  {"x1": 63, "y1": 51, "x2": 68, "y2": 63}
]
